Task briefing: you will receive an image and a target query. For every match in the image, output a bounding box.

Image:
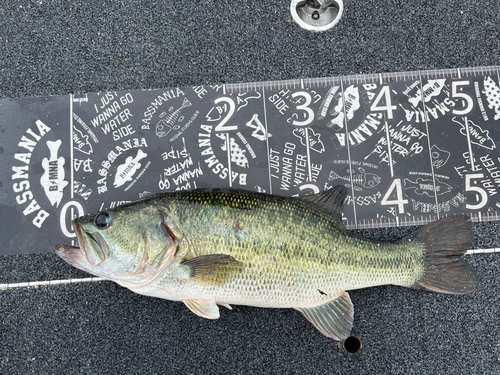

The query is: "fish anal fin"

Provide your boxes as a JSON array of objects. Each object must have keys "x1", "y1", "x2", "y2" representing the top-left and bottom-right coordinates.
[
  {"x1": 299, "y1": 186, "x2": 349, "y2": 220},
  {"x1": 182, "y1": 254, "x2": 243, "y2": 285},
  {"x1": 184, "y1": 298, "x2": 220, "y2": 319},
  {"x1": 295, "y1": 291, "x2": 353, "y2": 341}
]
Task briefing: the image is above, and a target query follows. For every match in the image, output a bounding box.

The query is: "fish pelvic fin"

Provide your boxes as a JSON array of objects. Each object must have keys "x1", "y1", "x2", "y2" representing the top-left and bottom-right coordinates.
[
  {"x1": 184, "y1": 298, "x2": 220, "y2": 319},
  {"x1": 218, "y1": 303, "x2": 233, "y2": 310},
  {"x1": 295, "y1": 291, "x2": 353, "y2": 341},
  {"x1": 407, "y1": 215, "x2": 477, "y2": 295},
  {"x1": 181, "y1": 254, "x2": 244, "y2": 286}
]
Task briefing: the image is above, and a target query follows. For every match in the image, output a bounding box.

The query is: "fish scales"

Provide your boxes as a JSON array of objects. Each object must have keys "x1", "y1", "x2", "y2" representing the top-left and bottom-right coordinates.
[
  {"x1": 159, "y1": 189, "x2": 422, "y2": 307},
  {"x1": 56, "y1": 187, "x2": 477, "y2": 341}
]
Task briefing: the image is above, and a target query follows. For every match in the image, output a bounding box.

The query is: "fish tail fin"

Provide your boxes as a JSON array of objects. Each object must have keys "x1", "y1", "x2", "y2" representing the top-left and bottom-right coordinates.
[{"x1": 406, "y1": 215, "x2": 477, "y2": 295}]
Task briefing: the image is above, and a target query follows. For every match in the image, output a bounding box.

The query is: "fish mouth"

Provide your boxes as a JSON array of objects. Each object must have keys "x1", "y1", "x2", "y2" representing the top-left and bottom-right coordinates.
[
  {"x1": 54, "y1": 244, "x2": 94, "y2": 273},
  {"x1": 55, "y1": 219, "x2": 110, "y2": 270}
]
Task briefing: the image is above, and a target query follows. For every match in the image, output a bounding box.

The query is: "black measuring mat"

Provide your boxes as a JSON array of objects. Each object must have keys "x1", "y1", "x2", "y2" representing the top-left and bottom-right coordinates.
[{"x1": 1, "y1": 66, "x2": 499, "y2": 255}]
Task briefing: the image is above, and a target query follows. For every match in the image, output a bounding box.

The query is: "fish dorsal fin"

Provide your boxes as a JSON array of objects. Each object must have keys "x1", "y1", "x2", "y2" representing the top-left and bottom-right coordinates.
[
  {"x1": 184, "y1": 298, "x2": 220, "y2": 319},
  {"x1": 295, "y1": 291, "x2": 353, "y2": 341},
  {"x1": 181, "y1": 254, "x2": 243, "y2": 285},
  {"x1": 299, "y1": 185, "x2": 349, "y2": 220}
]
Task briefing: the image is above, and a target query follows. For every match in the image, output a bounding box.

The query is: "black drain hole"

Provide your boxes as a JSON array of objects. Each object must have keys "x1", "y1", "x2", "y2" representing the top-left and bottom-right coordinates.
[
  {"x1": 312, "y1": 11, "x2": 320, "y2": 20},
  {"x1": 343, "y1": 336, "x2": 362, "y2": 353}
]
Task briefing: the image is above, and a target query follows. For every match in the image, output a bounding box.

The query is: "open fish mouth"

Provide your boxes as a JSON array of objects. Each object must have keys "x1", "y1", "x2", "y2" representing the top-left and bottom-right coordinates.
[
  {"x1": 54, "y1": 243, "x2": 94, "y2": 273},
  {"x1": 55, "y1": 220, "x2": 110, "y2": 270}
]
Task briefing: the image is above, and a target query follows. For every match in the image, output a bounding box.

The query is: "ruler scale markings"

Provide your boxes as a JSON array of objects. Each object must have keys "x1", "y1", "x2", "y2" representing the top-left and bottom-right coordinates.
[
  {"x1": 69, "y1": 95, "x2": 75, "y2": 246},
  {"x1": 464, "y1": 115, "x2": 475, "y2": 171},
  {"x1": 300, "y1": 77, "x2": 311, "y2": 182},
  {"x1": 261, "y1": 84, "x2": 273, "y2": 194},
  {"x1": 1, "y1": 66, "x2": 500, "y2": 257},
  {"x1": 226, "y1": 131, "x2": 232, "y2": 187},
  {"x1": 497, "y1": 66, "x2": 500, "y2": 105},
  {"x1": 305, "y1": 128, "x2": 312, "y2": 181},
  {"x1": 382, "y1": 103, "x2": 398, "y2": 227},
  {"x1": 384, "y1": 118, "x2": 394, "y2": 177},
  {"x1": 70, "y1": 94, "x2": 74, "y2": 200},
  {"x1": 418, "y1": 70, "x2": 441, "y2": 220},
  {"x1": 340, "y1": 76, "x2": 358, "y2": 228}
]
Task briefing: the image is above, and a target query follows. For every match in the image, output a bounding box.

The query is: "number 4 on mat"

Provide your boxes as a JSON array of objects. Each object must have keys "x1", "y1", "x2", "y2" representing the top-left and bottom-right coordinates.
[{"x1": 381, "y1": 178, "x2": 408, "y2": 214}]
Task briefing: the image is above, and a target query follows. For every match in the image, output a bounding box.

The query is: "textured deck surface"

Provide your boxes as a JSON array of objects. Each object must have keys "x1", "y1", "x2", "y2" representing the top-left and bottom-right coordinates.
[{"x1": 1, "y1": 1, "x2": 499, "y2": 373}]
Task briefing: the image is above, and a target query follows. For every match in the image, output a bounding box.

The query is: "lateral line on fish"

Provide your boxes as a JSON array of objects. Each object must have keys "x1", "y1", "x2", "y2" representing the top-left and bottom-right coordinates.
[
  {"x1": 2, "y1": 246, "x2": 499, "y2": 290},
  {"x1": 0, "y1": 277, "x2": 107, "y2": 290}
]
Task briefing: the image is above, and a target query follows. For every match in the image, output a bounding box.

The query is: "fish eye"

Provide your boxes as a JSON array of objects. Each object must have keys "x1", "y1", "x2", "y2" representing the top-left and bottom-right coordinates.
[{"x1": 95, "y1": 212, "x2": 111, "y2": 228}]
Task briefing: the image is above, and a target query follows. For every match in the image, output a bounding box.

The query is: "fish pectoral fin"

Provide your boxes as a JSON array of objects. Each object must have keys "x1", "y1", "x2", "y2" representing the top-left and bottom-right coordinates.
[
  {"x1": 184, "y1": 298, "x2": 220, "y2": 319},
  {"x1": 295, "y1": 291, "x2": 353, "y2": 341},
  {"x1": 298, "y1": 185, "x2": 348, "y2": 222},
  {"x1": 181, "y1": 254, "x2": 243, "y2": 285}
]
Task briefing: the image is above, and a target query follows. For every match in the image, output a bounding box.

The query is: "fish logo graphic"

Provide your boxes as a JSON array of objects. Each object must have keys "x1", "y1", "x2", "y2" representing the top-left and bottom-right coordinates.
[
  {"x1": 326, "y1": 85, "x2": 360, "y2": 130},
  {"x1": 113, "y1": 149, "x2": 148, "y2": 188},
  {"x1": 404, "y1": 178, "x2": 453, "y2": 197},
  {"x1": 454, "y1": 117, "x2": 496, "y2": 151},
  {"x1": 317, "y1": 86, "x2": 341, "y2": 120},
  {"x1": 292, "y1": 128, "x2": 325, "y2": 153},
  {"x1": 156, "y1": 98, "x2": 192, "y2": 138},
  {"x1": 40, "y1": 140, "x2": 69, "y2": 207},
  {"x1": 430, "y1": 145, "x2": 450, "y2": 169},
  {"x1": 408, "y1": 79, "x2": 446, "y2": 107},
  {"x1": 328, "y1": 167, "x2": 381, "y2": 191},
  {"x1": 73, "y1": 126, "x2": 93, "y2": 155}
]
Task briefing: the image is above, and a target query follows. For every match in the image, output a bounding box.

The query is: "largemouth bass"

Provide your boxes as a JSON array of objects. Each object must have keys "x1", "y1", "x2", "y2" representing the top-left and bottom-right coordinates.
[{"x1": 55, "y1": 187, "x2": 477, "y2": 341}]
